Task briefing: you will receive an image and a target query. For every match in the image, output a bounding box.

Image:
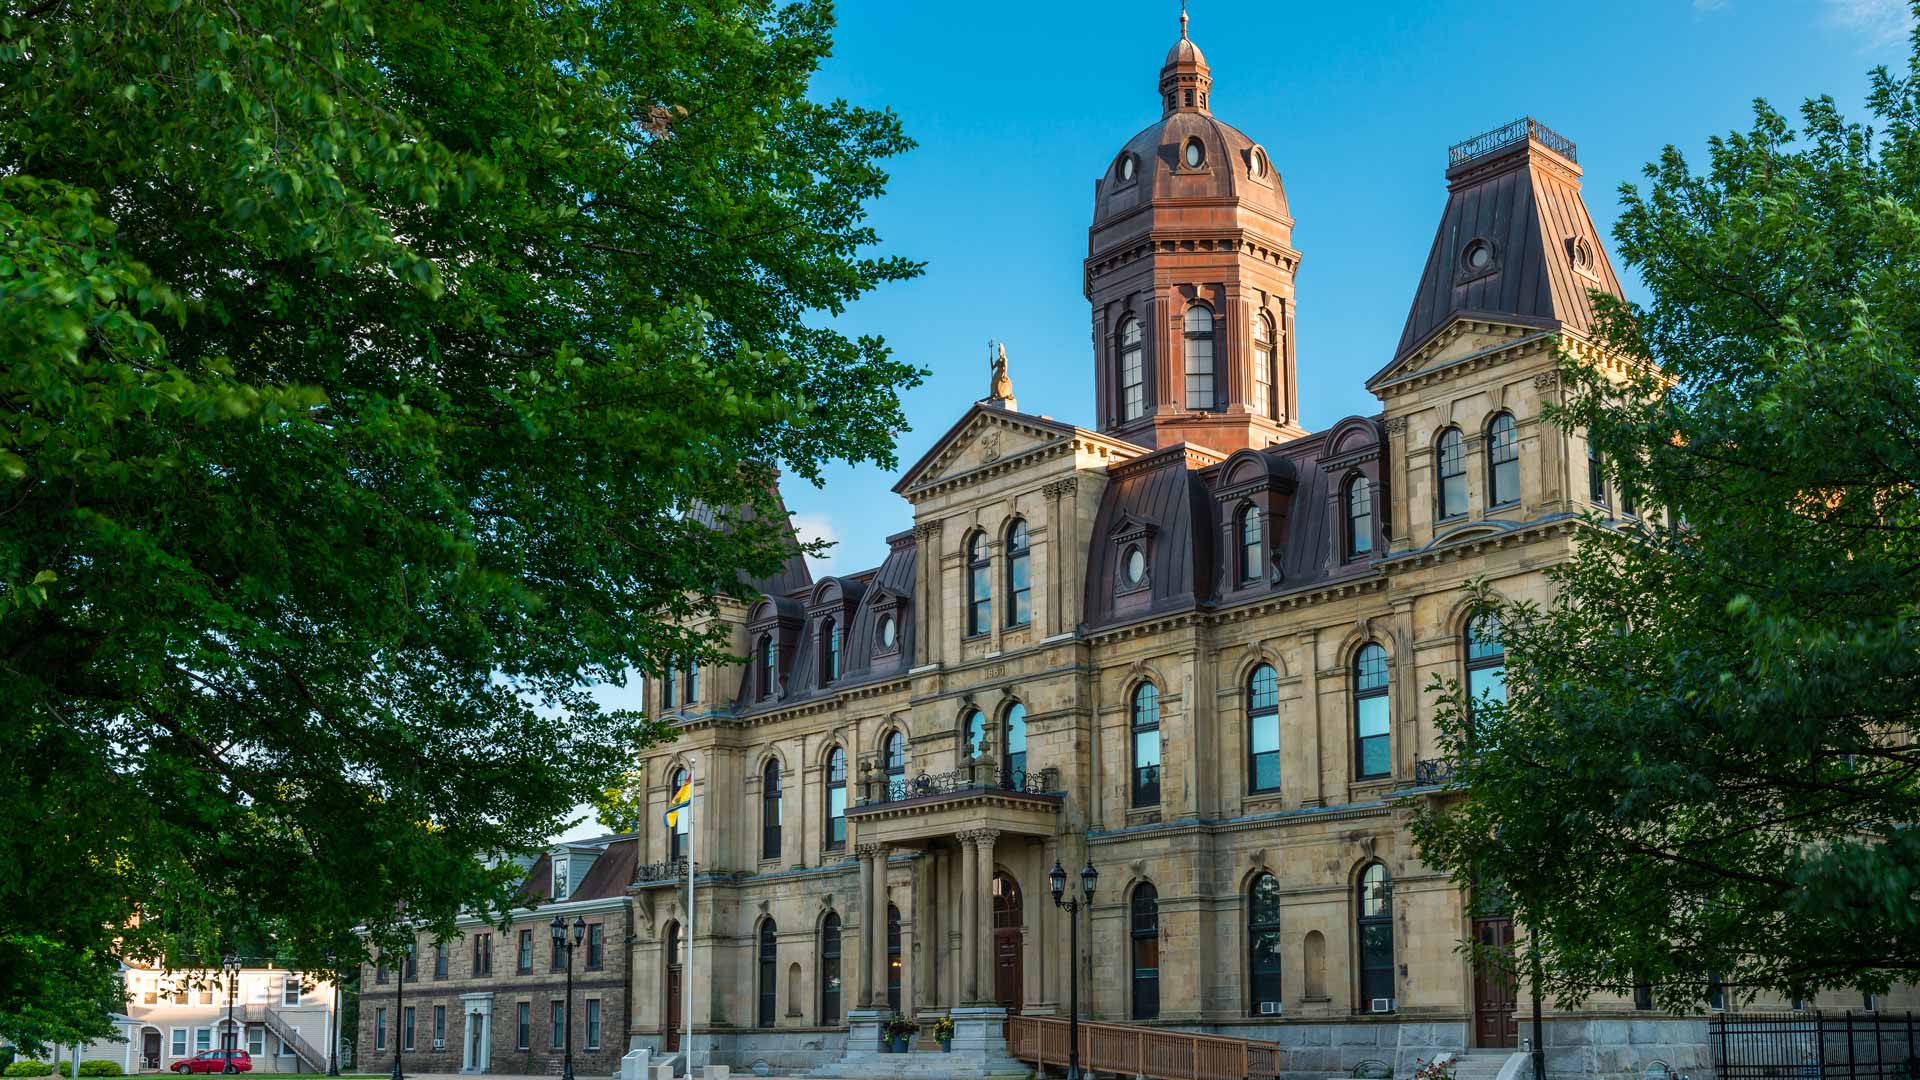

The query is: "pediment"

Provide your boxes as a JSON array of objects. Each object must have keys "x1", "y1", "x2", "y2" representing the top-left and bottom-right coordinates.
[
  {"x1": 893, "y1": 404, "x2": 1079, "y2": 495},
  {"x1": 1365, "y1": 317, "x2": 1556, "y2": 392}
]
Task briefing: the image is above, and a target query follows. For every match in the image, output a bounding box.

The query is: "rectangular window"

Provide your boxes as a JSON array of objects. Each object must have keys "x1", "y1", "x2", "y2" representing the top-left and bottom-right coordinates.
[
  {"x1": 434, "y1": 944, "x2": 448, "y2": 979},
  {"x1": 374, "y1": 961, "x2": 387, "y2": 985},
  {"x1": 550, "y1": 935, "x2": 564, "y2": 972},
  {"x1": 585, "y1": 924, "x2": 604, "y2": 971},
  {"x1": 550, "y1": 1001, "x2": 564, "y2": 1050},
  {"x1": 433, "y1": 1005, "x2": 446, "y2": 1048},
  {"x1": 195, "y1": 1028, "x2": 212, "y2": 1054},
  {"x1": 171, "y1": 1030, "x2": 189, "y2": 1058},
  {"x1": 1249, "y1": 712, "x2": 1281, "y2": 793},
  {"x1": 174, "y1": 988, "x2": 189, "y2": 1006},
  {"x1": 1468, "y1": 662, "x2": 1507, "y2": 709},
  {"x1": 199, "y1": 986, "x2": 214, "y2": 1006},
  {"x1": 403, "y1": 948, "x2": 417, "y2": 981},
  {"x1": 1131, "y1": 728, "x2": 1161, "y2": 807},
  {"x1": 282, "y1": 977, "x2": 301, "y2": 1007},
  {"x1": 1589, "y1": 444, "x2": 1609, "y2": 505},
  {"x1": 828, "y1": 784, "x2": 847, "y2": 850},
  {"x1": 144, "y1": 989, "x2": 158, "y2": 1006},
  {"x1": 247, "y1": 1027, "x2": 265, "y2": 1056},
  {"x1": 515, "y1": 1003, "x2": 530, "y2": 1050},
  {"x1": 517, "y1": 929, "x2": 533, "y2": 974},
  {"x1": 585, "y1": 1000, "x2": 602, "y2": 1051},
  {"x1": 1356, "y1": 693, "x2": 1391, "y2": 778},
  {"x1": 402, "y1": 1006, "x2": 415, "y2": 1051},
  {"x1": 473, "y1": 933, "x2": 492, "y2": 977},
  {"x1": 374, "y1": 1010, "x2": 386, "y2": 1052},
  {"x1": 279, "y1": 1026, "x2": 300, "y2": 1057},
  {"x1": 1119, "y1": 319, "x2": 1146, "y2": 422}
]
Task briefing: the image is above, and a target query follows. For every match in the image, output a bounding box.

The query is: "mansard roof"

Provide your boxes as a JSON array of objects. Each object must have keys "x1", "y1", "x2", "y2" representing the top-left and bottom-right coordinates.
[
  {"x1": 688, "y1": 478, "x2": 813, "y2": 599},
  {"x1": 1385, "y1": 118, "x2": 1624, "y2": 378},
  {"x1": 734, "y1": 530, "x2": 917, "y2": 713}
]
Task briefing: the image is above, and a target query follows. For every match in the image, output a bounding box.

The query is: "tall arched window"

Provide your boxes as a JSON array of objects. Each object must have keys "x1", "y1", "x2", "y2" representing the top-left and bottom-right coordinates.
[
  {"x1": 1466, "y1": 613, "x2": 1507, "y2": 719},
  {"x1": 1119, "y1": 317, "x2": 1146, "y2": 422},
  {"x1": 669, "y1": 766, "x2": 689, "y2": 862},
  {"x1": 886, "y1": 904, "x2": 902, "y2": 1014},
  {"x1": 1487, "y1": 413, "x2": 1519, "y2": 507},
  {"x1": 824, "y1": 748, "x2": 847, "y2": 852},
  {"x1": 966, "y1": 533, "x2": 990, "y2": 636},
  {"x1": 1249, "y1": 872, "x2": 1283, "y2": 1014},
  {"x1": 819, "y1": 913, "x2": 842, "y2": 1025},
  {"x1": 1588, "y1": 440, "x2": 1608, "y2": 506},
  {"x1": 963, "y1": 709, "x2": 986, "y2": 762},
  {"x1": 820, "y1": 617, "x2": 839, "y2": 685},
  {"x1": 1184, "y1": 304, "x2": 1216, "y2": 410},
  {"x1": 1238, "y1": 505, "x2": 1263, "y2": 585},
  {"x1": 684, "y1": 663, "x2": 699, "y2": 707},
  {"x1": 1437, "y1": 428, "x2": 1467, "y2": 519},
  {"x1": 1251, "y1": 311, "x2": 1275, "y2": 418},
  {"x1": 1005, "y1": 519, "x2": 1031, "y2": 627},
  {"x1": 1131, "y1": 883, "x2": 1161, "y2": 1020},
  {"x1": 758, "y1": 635, "x2": 776, "y2": 700},
  {"x1": 1002, "y1": 702, "x2": 1027, "y2": 788},
  {"x1": 1354, "y1": 644, "x2": 1390, "y2": 779},
  {"x1": 883, "y1": 730, "x2": 906, "y2": 780},
  {"x1": 757, "y1": 920, "x2": 778, "y2": 1029},
  {"x1": 1357, "y1": 864, "x2": 1395, "y2": 1009},
  {"x1": 1131, "y1": 683, "x2": 1161, "y2": 807},
  {"x1": 761, "y1": 760, "x2": 782, "y2": 861},
  {"x1": 1246, "y1": 663, "x2": 1280, "y2": 793},
  {"x1": 661, "y1": 669, "x2": 676, "y2": 710},
  {"x1": 1345, "y1": 474, "x2": 1373, "y2": 558}
]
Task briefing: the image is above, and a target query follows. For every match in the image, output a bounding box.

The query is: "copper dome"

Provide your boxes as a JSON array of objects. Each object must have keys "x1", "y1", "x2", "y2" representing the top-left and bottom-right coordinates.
[{"x1": 1090, "y1": 110, "x2": 1291, "y2": 248}]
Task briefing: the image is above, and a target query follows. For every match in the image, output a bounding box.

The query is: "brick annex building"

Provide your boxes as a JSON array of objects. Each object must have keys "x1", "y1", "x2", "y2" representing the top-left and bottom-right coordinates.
[{"x1": 357, "y1": 15, "x2": 1913, "y2": 1080}]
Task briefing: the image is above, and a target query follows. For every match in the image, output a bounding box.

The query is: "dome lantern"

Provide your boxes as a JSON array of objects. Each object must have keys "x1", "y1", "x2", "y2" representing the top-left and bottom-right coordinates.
[{"x1": 1159, "y1": 1, "x2": 1211, "y2": 116}]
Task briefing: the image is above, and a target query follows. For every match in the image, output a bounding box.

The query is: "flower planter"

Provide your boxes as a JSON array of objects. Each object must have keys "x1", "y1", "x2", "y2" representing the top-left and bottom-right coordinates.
[
  {"x1": 887, "y1": 1036, "x2": 909, "y2": 1053},
  {"x1": 938, "y1": 1038, "x2": 952, "y2": 1052}
]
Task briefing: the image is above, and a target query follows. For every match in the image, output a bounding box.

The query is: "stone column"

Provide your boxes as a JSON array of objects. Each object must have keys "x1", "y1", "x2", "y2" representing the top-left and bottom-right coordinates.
[
  {"x1": 959, "y1": 833, "x2": 979, "y2": 1003},
  {"x1": 916, "y1": 849, "x2": 938, "y2": 1010},
  {"x1": 856, "y1": 843, "x2": 882, "y2": 1008},
  {"x1": 972, "y1": 829, "x2": 1000, "y2": 1004},
  {"x1": 870, "y1": 847, "x2": 891, "y2": 1013}
]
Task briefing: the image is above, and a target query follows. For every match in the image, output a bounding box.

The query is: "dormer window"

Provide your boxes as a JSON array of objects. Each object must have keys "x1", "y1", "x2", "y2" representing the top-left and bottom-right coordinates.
[
  {"x1": 820, "y1": 617, "x2": 840, "y2": 685},
  {"x1": 1238, "y1": 504, "x2": 1263, "y2": 585},
  {"x1": 551, "y1": 858, "x2": 569, "y2": 900},
  {"x1": 1345, "y1": 474, "x2": 1373, "y2": 559},
  {"x1": 1119, "y1": 153, "x2": 1137, "y2": 181},
  {"x1": 758, "y1": 634, "x2": 776, "y2": 700},
  {"x1": 878, "y1": 614, "x2": 898, "y2": 652},
  {"x1": 1249, "y1": 147, "x2": 1269, "y2": 178},
  {"x1": 1123, "y1": 545, "x2": 1148, "y2": 588}
]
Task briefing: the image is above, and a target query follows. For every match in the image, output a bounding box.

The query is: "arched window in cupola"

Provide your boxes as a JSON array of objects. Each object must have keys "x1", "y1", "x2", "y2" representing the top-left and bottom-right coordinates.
[
  {"x1": 1184, "y1": 304, "x2": 1216, "y2": 411},
  {"x1": 1119, "y1": 317, "x2": 1146, "y2": 422}
]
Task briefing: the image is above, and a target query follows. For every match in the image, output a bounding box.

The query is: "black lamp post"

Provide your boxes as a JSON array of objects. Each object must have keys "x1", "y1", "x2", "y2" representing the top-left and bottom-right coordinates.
[
  {"x1": 324, "y1": 953, "x2": 341, "y2": 1078},
  {"x1": 1048, "y1": 859, "x2": 1098, "y2": 1080},
  {"x1": 221, "y1": 956, "x2": 241, "y2": 1069},
  {"x1": 390, "y1": 946, "x2": 406, "y2": 1080},
  {"x1": 550, "y1": 915, "x2": 586, "y2": 1080}
]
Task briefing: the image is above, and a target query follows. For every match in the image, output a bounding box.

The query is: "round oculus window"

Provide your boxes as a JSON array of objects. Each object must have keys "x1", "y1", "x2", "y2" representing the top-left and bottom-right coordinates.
[
  {"x1": 1250, "y1": 148, "x2": 1268, "y2": 178},
  {"x1": 1464, "y1": 239, "x2": 1494, "y2": 271},
  {"x1": 879, "y1": 615, "x2": 896, "y2": 649},
  {"x1": 1119, "y1": 154, "x2": 1136, "y2": 181},
  {"x1": 1571, "y1": 238, "x2": 1592, "y2": 269},
  {"x1": 1184, "y1": 139, "x2": 1204, "y2": 168},
  {"x1": 1124, "y1": 546, "x2": 1147, "y2": 585}
]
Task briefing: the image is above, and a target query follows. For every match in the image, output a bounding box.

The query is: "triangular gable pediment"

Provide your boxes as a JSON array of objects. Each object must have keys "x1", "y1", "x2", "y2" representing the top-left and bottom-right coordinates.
[
  {"x1": 893, "y1": 404, "x2": 1082, "y2": 495},
  {"x1": 1364, "y1": 316, "x2": 1557, "y2": 392}
]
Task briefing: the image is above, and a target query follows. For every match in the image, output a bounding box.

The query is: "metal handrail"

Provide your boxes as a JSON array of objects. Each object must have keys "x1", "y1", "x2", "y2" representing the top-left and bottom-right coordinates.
[
  {"x1": 1008, "y1": 1014, "x2": 1283, "y2": 1080},
  {"x1": 1448, "y1": 117, "x2": 1577, "y2": 166}
]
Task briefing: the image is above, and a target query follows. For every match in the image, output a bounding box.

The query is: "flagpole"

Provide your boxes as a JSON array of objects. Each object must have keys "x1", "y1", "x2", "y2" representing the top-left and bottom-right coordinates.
[{"x1": 683, "y1": 753, "x2": 696, "y2": 1076}]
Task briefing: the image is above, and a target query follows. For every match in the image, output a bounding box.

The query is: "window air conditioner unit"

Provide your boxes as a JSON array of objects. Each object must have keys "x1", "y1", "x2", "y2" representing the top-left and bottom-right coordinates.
[
  {"x1": 432, "y1": 1041, "x2": 446, "y2": 1051},
  {"x1": 1370, "y1": 998, "x2": 1396, "y2": 1014},
  {"x1": 1258, "y1": 1002, "x2": 1283, "y2": 1016}
]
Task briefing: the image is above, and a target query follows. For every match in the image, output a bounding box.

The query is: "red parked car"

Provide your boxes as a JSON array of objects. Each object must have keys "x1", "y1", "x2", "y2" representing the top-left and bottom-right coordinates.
[{"x1": 171, "y1": 1050, "x2": 251, "y2": 1074}]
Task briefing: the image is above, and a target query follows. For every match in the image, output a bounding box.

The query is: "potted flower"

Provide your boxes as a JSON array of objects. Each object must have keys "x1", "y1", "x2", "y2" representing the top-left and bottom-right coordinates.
[
  {"x1": 884, "y1": 1014, "x2": 918, "y2": 1053},
  {"x1": 933, "y1": 1016, "x2": 955, "y2": 1052}
]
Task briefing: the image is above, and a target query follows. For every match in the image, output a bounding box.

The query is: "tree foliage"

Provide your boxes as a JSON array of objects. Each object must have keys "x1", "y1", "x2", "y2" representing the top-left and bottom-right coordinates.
[
  {"x1": 1413, "y1": 16, "x2": 1920, "y2": 1007},
  {"x1": 0, "y1": 0, "x2": 920, "y2": 1050}
]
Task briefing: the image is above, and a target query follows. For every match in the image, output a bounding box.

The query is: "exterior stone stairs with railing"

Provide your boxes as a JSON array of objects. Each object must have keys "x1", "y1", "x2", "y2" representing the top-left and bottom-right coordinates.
[
  {"x1": 241, "y1": 1005, "x2": 327, "y2": 1073},
  {"x1": 1450, "y1": 1048, "x2": 1525, "y2": 1080}
]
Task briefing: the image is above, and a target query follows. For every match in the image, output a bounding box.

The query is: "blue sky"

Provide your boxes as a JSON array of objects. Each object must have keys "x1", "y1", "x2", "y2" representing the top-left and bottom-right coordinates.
[
  {"x1": 779, "y1": 0, "x2": 1916, "y2": 578},
  {"x1": 554, "y1": 0, "x2": 1913, "y2": 841}
]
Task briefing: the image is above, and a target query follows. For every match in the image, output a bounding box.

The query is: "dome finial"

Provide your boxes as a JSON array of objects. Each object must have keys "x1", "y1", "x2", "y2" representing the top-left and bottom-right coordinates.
[{"x1": 1180, "y1": 0, "x2": 1189, "y2": 40}]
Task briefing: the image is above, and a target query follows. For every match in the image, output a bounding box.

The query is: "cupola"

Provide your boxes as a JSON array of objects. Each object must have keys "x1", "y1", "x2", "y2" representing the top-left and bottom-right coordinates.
[{"x1": 1159, "y1": 6, "x2": 1212, "y2": 115}]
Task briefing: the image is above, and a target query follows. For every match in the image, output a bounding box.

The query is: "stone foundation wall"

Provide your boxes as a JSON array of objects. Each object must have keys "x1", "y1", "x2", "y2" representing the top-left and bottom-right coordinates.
[
  {"x1": 1542, "y1": 1018, "x2": 1712, "y2": 1080},
  {"x1": 694, "y1": 1029, "x2": 849, "y2": 1074}
]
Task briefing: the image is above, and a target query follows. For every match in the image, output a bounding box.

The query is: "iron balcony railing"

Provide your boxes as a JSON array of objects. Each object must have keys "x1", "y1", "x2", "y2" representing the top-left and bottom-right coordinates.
[
  {"x1": 632, "y1": 857, "x2": 689, "y2": 885},
  {"x1": 857, "y1": 764, "x2": 1060, "y2": 807},
  {"x1": 1447, "y1": 117, "x2": 1577, "y2": 166},
  {"x1": 1411, "y1": 756, "x2": 1459, "y2": 786}
]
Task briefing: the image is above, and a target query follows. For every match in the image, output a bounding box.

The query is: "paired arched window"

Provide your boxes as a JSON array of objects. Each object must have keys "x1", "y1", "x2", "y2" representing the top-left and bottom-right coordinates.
[
  {"x1": 1249, "y1": 872, "x2": 1283, "y2": 1014},
  {"x1": 1345, "y1": 474, "x2": 1373, "y2": 558},
  {"x1": 669, "y1": 766, "x2": 689, "y2": 862},
  {"x1": 1006, "y1": 519, "x2": 1031, "y2": 628},
  {"x1": 761, "y1": 760, "x2": 782, "y2": 862},
  {"x1": 820, "y1": 617, "x2": 840, "y2": 685},
  {"x1": 758, "y1": 634, "x2": 776, "y2": 700},
  {"x1": 886, "y1": 904, "x2": 902, "y2": 1013},
  {"x1": 966, "y1": 532, "x2": 991, "y2": 637},
  {"x1": 819, "y1": 913, "x2": 843, "y2": 1025},
  {"x1": 1119, "y1": 317, "x2": 1146, "y2": 422},
  {"x1": 883, "y1": 731, "x2": 906, "y2": 777},
  {"x1": 1238, "y1": 505, "x2": 1263, "y2": 585},
  {"x1": 962, "y1": 709, "x2": 986, "y2": 762},
  {"x1": 756, "y1": 920, "x2": 778, "y2": 1028},
  {"x1": 1247, "y1": 663, "x2": 1280, "y2": 793},
  {"x1": 1184, "y1": 304, "x2": 1216, "y2": 410},
  {"x1": 1437, "y1": 428, "x2": 1467, "y2": 519},
  {"x1": 1131, "y1": 883, "x2": 1161, "y2": 1020},
  {"x1": 825, "y1": 748, "x2": 847, "y2": 852},
  {"x1": 1131, "y1": 683, "x2": 1161, "y2": 807},
  {"x1": 1357, "y1": 864, "x2": 1395, "y2": 1009},
  {"x1": 1466, "y1": 613, "x2": 1507, "y2": 719},
  {"x1": 1251, "y1": 311, "x2": 1275, "y2": 419},
  {"x1": 1003, "y1": 702, "x2": 1027, "y2": 787},
  {"x1": 1487, "y1": 413, "x2": 1519, "y2": 507},
  {"x1": 1353, "y1": 644, "x2": 1390, "y2": 779}
]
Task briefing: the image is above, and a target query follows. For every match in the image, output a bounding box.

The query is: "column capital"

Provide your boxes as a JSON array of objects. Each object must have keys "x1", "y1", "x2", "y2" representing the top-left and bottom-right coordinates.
[
  {"x1": 957, "y1": 827, "x2": 1002, "y2": 847},
  {"x1": 854, "y1": 842, "x2": 889, "y2": 859}
]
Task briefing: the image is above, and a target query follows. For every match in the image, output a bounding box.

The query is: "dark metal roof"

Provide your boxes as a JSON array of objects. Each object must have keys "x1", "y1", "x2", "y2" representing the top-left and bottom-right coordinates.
[
  {"x1": 1387, "y1": 123, "x2": 1624, "y2": 371},
  {"x1": 686, "y1": 480, "x2": 813, "y2": 599}
]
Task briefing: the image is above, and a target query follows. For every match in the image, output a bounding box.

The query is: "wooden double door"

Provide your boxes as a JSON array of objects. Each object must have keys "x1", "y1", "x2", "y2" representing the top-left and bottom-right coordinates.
[
  {"x1": 992, "y1": 872, "x2": 1023, "y2": 1014},
  {"x1": 1473, "y1": 915, "x2": 1519, "y2": 1048}
]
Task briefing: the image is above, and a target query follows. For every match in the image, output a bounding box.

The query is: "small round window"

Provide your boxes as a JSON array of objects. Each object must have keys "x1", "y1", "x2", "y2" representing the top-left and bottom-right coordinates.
[
  {"x1": 1119, "y1": 154, "x2": 1137, "y2": 181},
  {"x1": 1463, "y1": 238, "x2": 1494, "y2": 272},
  {"x1": 1124, "y1": 546, "x2": 1147, "y2": 585},
  {"x1": 1571, "y1": 237, "x2": 1592, "y2": 269},
  {"x1": 1250, "y1": 147, "x2": 1268, "y2": 178},
  {"x1": 1183, "y1": 139, "x2": 1204, "y2": 168},
  {"x1": 879, "y1": 615, "x2": 896, "y2": 649}
]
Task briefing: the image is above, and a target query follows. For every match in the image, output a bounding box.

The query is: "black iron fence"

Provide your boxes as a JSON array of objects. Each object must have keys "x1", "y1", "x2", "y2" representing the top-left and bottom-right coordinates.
[
  {"x1": 1711, "y1": 1012, "x2": 1919, "y2": 1080},
  {"x1": 858, "y1": 764, "x2": 1059, "y2": 807}
]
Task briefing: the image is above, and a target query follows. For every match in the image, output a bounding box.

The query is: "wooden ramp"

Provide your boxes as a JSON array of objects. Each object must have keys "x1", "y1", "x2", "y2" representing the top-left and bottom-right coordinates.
[{"x1": 1007, "y1": 1015, "x2": 1284, "y2": 1080}]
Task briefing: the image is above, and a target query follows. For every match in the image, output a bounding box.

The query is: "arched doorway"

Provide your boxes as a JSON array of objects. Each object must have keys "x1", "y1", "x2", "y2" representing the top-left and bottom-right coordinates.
[
  {"x1": 663, "y1": 922, "x2": 682, "y2": 1052},
  {"x1": 141, "y1": 1027, "x2": 162, "y2": 1070},
  {"x1": 991, "y1": 872, "x2": 1023, "y2": 1013}
]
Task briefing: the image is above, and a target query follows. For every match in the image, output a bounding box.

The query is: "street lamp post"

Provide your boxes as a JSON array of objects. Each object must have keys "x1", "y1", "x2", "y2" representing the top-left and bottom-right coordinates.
[
  {"x1": 1048, "y1": 859, "x2": 1098, "y2": 1080},
  {"x1": 325, "y1": 953, "x2": 341, "y2": 1078},
  {"x1": 221, "y1": 955, "x2": 241, "y2": 1071},
  {"x1": 391, "y1": 946, "x2": 406, "y2": 1080},
  {"x1": 550, "y1": 916, "x2": 586, "y2": 1080}
]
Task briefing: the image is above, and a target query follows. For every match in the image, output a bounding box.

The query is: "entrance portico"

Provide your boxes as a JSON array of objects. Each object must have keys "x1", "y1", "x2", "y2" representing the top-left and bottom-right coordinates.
[{"x1": 458, "y1": 992, "x2": 493, "y2": 1074}]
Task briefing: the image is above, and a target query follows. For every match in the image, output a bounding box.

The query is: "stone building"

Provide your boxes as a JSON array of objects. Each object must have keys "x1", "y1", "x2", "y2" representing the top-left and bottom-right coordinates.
[{"x1": 355, "y1": 836, "x2": 638, "y2": 1078}]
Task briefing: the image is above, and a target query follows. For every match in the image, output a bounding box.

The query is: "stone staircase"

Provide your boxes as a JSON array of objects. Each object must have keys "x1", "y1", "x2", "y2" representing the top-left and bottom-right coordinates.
[{"x1": 1451, "y1": 1049, "x2": 1521, "y2": 1080}]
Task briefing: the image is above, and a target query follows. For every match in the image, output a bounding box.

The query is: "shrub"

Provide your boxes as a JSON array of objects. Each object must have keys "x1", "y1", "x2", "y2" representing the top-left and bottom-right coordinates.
[
  {"x1": 4, "y1": 1062, "x2": 54, "y2": 1077},
  {"x1": 79, "y1": 1061, "x2": 124, "y2": 1077}
]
